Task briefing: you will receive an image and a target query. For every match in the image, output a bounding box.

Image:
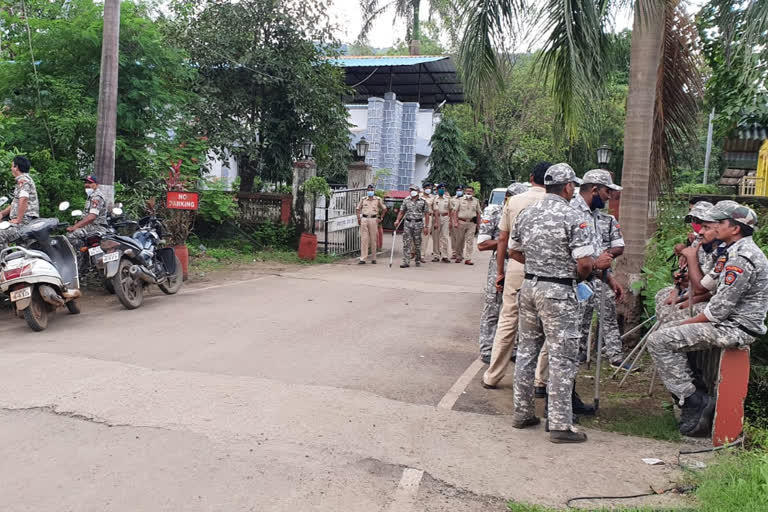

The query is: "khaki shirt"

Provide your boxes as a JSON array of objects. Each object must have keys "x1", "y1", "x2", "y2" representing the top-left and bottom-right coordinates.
[
  {"x1": 456, "y1": 196, "x2": 482, "y2": 221},
  {"x1": 499, "y1": 187, "x2": 546, "y2": 233},
  {"x1": 356, "y1": 196, "x2": 385, "y2": 217},
  {"x1": 433, "y1": 196, "x2": 451, "y2": 215},
  {"x1": 421, "y1": 194, "x2": 435, "y2": 226}
]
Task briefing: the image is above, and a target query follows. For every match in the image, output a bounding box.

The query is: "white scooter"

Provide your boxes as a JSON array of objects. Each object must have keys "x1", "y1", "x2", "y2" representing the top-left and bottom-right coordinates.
[{"x1": 0, "y1": 202, "x2": 82, "y2": 331}]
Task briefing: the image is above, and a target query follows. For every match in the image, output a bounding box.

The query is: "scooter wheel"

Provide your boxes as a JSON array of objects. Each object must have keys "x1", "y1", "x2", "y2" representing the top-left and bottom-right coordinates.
[
  {"x1": 66, "y1": 299, "x2": 81, "y2": 315},
  {"x1": 24, "y1": 286, "x2": 49, "y2": 332}
]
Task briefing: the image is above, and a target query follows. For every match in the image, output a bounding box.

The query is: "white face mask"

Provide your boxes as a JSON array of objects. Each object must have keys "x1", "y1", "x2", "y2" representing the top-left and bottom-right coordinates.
[
  {"x1": 410, "y1": 190, "x2": 418, "y2": 197},
  {"x1": 424, "y1": 188, "x2": 432, "y2": 195},
  {"x1": 85, "y1": 188, "x2": 94, "y2": 197},
  {"x1": 465, "y1": 193, "x2": 472, "y2": 198}
]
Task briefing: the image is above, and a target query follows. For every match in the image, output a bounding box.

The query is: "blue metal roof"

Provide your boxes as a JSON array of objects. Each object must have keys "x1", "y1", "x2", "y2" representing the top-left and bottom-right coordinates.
[{"x1": 328, "y1": 56, "x2": 448, "y2": 68}]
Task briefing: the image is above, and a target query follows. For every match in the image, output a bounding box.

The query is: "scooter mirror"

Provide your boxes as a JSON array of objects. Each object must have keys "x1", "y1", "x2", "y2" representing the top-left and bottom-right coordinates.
[
  {"x1": 0, "y1": 196, "x2": 8, "y2": 208},
  {"x1": 71, "y1": 210, "x2": 83, "y2": 217},
  {"x1": 58, "y1": 201, "x2": 70, "y2": 211},
  {"x1": 112, "y1": 207, "x2": 123, "y2": 216},
  {"x1": 0, "y1": 221, "x2": 10, "y2": 230}
]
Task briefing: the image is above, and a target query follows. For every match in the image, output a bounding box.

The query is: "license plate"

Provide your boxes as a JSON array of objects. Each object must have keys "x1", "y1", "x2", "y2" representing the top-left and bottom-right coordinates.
[
  {"x1": 10, "y1": 286, "x2": 31, "y2": 302},
  {"x1": 102, "y1": 251, "x2": 120, "y2": 263},
  {"x1": 88, "y1": 246, "x2": 103, "y2": 256}
]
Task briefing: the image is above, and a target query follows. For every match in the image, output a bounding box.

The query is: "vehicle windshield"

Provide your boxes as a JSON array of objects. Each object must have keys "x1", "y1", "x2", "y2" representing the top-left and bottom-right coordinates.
[{"x1": 489, "y1": 190, "x2": 506, "y2": 205}]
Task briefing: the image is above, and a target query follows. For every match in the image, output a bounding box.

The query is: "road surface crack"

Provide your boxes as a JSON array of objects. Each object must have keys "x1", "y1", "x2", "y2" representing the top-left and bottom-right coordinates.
[{"x1": 0, "y1": 405, "x2": 172, "y2": 432}]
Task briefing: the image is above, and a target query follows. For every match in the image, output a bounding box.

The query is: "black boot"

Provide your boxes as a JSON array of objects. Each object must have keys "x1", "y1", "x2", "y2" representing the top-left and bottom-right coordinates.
[
  {"x1": 680, "y1": 390, "x2": 715, "y2": 436},
  {"x1": 572, "y1": 389, "x2": 595, "y2": 416}
]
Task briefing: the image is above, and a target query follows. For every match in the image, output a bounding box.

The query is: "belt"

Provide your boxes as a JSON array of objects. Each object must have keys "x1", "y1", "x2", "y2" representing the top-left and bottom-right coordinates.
[
  {"x1": 737, "y1": 324, "x2": 762, "y2": 338},
  {"x1": 361, "y1": 215, "x2": 378, "y2": 218},
  {"x1": 458, "y1": 218, "x2": 473, "y2": 222},
  {"x1": 439, "y1": 213, "x2": 450, "y2": 216},
  {"x1": 524, "y1": 273, "x2": 575, "y2": 286},
  {"x1": 405, "y1": 218, "x2": 423, "y2": 222}
]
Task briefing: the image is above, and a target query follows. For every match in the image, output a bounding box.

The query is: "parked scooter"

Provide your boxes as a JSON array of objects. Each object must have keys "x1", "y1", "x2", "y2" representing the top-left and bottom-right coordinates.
[
  {"x1": 0, "y1": 202, "x2": 81, "y2": 331},
  {"x1": 93, "y1": 213, "x2": 182, "y2": 309}
]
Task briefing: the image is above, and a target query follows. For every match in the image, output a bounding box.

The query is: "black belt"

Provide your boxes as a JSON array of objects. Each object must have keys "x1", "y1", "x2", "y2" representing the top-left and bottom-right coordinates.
[
  {"x1": 737, "y1": 324, "x2": 762, "y2": 338},
  {"x1": 524, "y1": 273, "x2": 575, "y2": 286},
  {"x1": 405, "y1": 218, "x2": 423, "y2": 222},
  {"x1": 361, "y1": 215, "x2": 378, "y2": 218}
]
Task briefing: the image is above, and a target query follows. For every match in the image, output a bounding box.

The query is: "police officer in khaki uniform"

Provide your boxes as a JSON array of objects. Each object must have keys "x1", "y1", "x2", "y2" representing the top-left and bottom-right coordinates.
[
  {"x1": 420, "y1": 183, "x2": 436, "y2": 263},
  {"x1": 432, "y1": 184, "x2": 452, "y2": 263},
  {"x1": 450, "y1": 186, "x2": 463, "y2": 261},
  {"x1": 0, "y1": 156, "x2": 39, "y2": 248},
  {"x1": 453, "y1": 184, "x2": 482, "y2": 265},
  {"x1": 356, "y1": 184, "x2": 387, "y2": 264}
]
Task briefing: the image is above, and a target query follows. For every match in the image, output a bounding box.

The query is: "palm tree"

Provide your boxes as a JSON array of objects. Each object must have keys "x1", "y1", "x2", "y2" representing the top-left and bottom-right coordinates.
[{"x1": 457, "y1": 0, "x2": 702, "y2": 325}]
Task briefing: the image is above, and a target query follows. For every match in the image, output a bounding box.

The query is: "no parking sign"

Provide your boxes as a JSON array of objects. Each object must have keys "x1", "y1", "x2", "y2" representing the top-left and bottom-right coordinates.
[{"x1": 166, "y1": 191, "x2": 199, "y2": 210}]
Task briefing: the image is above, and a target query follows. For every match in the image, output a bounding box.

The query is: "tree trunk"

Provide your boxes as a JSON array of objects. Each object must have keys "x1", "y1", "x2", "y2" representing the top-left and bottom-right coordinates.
[
  {"x1": 615, "y1": 4, "x2": 666, "y2": 330},
  {"x1": 94, "y1": 0, "x2": 121, "y2": 207},
  {"x1": 238, "y1": 154, "x2": 256, "y2": 193},
  {"x1": 409, "y1": 0, "x2": 421, "y2": 55}
]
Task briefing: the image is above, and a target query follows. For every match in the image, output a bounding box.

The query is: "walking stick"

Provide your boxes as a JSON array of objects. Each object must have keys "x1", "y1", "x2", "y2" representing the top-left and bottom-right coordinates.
[
  {"x1": 593, "y1": 270, "x2": 607, "y2": 412},
  {"x1": 389, "y1": 220, "x2": 402, "y2": 268}
]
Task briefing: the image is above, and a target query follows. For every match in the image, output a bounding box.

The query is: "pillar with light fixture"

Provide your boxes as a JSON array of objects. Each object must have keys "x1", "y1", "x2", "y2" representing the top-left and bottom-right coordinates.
[
  {"x1": 597, "y1": 144, "x2": 620, "y2": 221},
  {"x1": 347, "y1": 136, "x2": 374, "y2": 190},
  {"x1": 292, "y1": 138, "x2": 318, "y2": 233}
]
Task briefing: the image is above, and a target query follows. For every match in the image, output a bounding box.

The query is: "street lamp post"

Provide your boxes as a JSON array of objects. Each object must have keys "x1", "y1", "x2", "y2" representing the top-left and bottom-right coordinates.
[
  {"x1": 597, "y1": 145, "x2": 613, "y2": 170},
  {"x1": 356, "y1": 137, "x2": 370, "y2": 161},
  {"x1": 301, "y1": 138, "x2": 315, "y2": 160}
]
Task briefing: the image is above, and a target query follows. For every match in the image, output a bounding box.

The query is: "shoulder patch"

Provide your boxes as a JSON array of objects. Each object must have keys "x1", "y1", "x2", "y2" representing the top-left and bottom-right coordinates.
[
  {"x1": 714, "y1": 255, "x2": 727, "y2": 273},
  {"x1": 724, "y1": 271, "x2": 738, "y2": 285},
  {"x1": 725, "y1": 265, "x2": 744, "y2": 274},
  {"x1": 579, "y1": 222, "x2": 588, "y2": 229},
  {"x1": 481, "y1": 219, "x2": 490, "y2": 224}
]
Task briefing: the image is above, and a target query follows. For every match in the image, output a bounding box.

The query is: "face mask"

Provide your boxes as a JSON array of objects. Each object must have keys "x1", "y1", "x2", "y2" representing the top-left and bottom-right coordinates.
[
  {"x1": 424, "y1": 188, "x2": 431, "y2": 195},
  {"x1": 456, "y1": 191, "x2": 463, "y2": 197},
  {"x1": 410, "y1": 190, "x2": 418, "y2": 197},
  {"x1": 591, "y1": 193, "x2": 605, "y2": 211},
  {"x1": 85, "y1": 188, "x2": 94, "y2": 197},
  {"x1": 691, "y1": 223, "x2": 702, "y2": 233},
  {"x1": 438, "y1": 189, "x2": 445, "y2": 196},
  {"x1": 465, "y1": 193, "x2": 473, "y2": 198},
  {"x1": 367, "y1": 190, "x2": 374, "y2": 197}
]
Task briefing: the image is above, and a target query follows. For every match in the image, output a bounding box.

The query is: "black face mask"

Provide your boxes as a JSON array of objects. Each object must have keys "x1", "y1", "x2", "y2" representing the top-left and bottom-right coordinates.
[{"x1": 591, "y1": 193, "x2": 605, "y2": 211}]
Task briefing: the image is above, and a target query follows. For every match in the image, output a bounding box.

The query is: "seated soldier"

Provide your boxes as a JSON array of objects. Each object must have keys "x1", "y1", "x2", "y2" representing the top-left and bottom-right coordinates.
[
  {"x1": 0, "y1": 156, "x2": 39, "y2": 249},
  {"x1": 648, "y1": 203, "x2": 768, "y2": 437}
]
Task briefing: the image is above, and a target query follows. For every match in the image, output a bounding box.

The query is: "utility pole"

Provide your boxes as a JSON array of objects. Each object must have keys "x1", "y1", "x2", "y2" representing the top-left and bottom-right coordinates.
[
  {"x1": 703, "y1": 108, "x2": 715, "y2": 185},
  {"x1": 94, "y1": 0, "x2": 121, "y2": 206}
]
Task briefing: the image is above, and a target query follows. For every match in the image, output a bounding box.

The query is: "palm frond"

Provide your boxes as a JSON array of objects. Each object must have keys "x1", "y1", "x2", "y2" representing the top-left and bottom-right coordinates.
[
  {"x1": 536, "y1": 0, "x2": 611, "y2": 139},
  {"x1": 649, "y1": 0, "x2": 703, "y2": 197},
  {"x1": 357, "y1": 0, "x2": 395, "y2": 45},
  {"x1": 457, "y1": 0, "x2": 526, "y2": 101}
]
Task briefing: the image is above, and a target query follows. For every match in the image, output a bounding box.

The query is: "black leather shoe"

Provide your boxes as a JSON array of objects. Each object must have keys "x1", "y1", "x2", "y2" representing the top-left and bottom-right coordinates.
[
  {"x1": 400, "y1": 264, "x2": 410, "y2": 268},
  {"x1": 511, "y1": 415, "x2": 540, "y2": 429},
  {"x1": 680, "y1": 390, "x2": 714, "y2": 436},
  {"x1": 572, "y1": 390, "x2": 596, "y2": 416},
  {"x1": 358, "y1": 260, "x2": 366, "y2": 264},
  {"x1": 371, "y1": 260, "x2": 377, "y2": 264},
  {"x1": 482, "y1": 381, "x2": 498, "y2": 390},
  {"x1": 481, "y1": 354, "x2": 491, "y2": 364}
]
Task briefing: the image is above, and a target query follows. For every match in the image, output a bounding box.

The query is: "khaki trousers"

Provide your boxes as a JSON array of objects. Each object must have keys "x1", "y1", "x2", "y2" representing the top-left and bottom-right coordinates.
[
  {"x1": 460, "y1": 220, "x2": 476, "y2": 261},
  {"x1": 451, "y1": 224, "x2": 460, "y2": 259},
  {"x1": 483, "y1": 264, "x2": 525, "y2": 386},
  {"x1": 359, "y1": 218, "x2": 378, "y2": 261},
  {"x1": 436, "y1": 215, "x2": 450, "y2": 258},
  {"x1": 421, "y1": 217, "x2": 434, "y2": 259}
]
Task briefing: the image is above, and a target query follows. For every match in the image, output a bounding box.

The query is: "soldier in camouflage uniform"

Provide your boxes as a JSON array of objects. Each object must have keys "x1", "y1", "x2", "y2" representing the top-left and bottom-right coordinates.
[
  {"x1": 66, "y1": 175, "x2": 110, "y2": 251},
  {"x1": 648, "y1": 203, "x2": 768, "y2": 437},
  {"x1": 476, "y1": 183, "x2": 528, "y2": 363},
  {"x1": 508, "y1": 164, "x2": 596, "y2": 443},
  {"x1": 395, "y1": 184, "x2": 429, "y2": 268},
  {"x1": 0, "y1": 156, "x2": 39, "y2": 248}
]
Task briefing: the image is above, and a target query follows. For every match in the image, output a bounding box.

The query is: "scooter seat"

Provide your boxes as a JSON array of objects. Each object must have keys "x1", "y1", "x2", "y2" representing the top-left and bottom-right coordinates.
[{"x1": 3, "y1": 249, "x2": 52, "y2": 264}]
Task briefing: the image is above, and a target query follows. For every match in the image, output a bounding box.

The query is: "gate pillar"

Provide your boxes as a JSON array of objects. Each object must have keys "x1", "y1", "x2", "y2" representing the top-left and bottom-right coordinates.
[{"x1": 347, "y1": 161, "x2": 373, "y2": 190}]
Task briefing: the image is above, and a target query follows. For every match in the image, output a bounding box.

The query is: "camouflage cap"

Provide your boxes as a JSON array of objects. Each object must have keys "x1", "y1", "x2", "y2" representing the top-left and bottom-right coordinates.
[
  {"x1": 581, "y1": 169, "x2": 622, "y2": 190},
  {"x1": 408, "y1": 184, "x2": 420, "y2": 191},
  {"x1": 686, "y1": 201, "x2": 714, "y2": 222},
  {"x1": 507, "y1": 183, "x2": 529, "y2": 196},
  {"x1": 709, "y1": 201, "x2": 758, "y2": 228},
  {"x1": 544, "y1": 163, "x2": 583, "y2": 186}
]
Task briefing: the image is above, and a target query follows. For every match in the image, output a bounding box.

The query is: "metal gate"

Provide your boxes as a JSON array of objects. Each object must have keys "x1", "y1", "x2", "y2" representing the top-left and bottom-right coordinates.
[{"x1": 317, "y1": 187, "x2": 366, "y2": 256}]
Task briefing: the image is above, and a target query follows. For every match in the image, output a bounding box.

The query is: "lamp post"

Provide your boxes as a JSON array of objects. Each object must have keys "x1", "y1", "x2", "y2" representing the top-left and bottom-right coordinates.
[
  {"x1": 301, "y1": 138, "x2": 315, "y2": 160},
  {"x1": 356, "y1": 137, "x2": 369, "y2": 161},
  {"x1": 597, "y1": 145, "x2": 613, "y2": 170}
]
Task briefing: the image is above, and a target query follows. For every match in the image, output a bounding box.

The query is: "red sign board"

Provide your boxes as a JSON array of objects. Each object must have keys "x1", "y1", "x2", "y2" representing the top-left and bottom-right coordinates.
[{"x1": 167, "y1": 191, "x2": 199, "y2": 210}]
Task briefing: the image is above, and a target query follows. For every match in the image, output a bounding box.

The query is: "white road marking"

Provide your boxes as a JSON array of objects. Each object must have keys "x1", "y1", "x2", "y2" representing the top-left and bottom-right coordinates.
[
  {"x1": 437, "y1": 359, "x2": 485, "y2": 410},
  {"x1": 386, "y1": 468, "x2": 425, "y2": 512}
]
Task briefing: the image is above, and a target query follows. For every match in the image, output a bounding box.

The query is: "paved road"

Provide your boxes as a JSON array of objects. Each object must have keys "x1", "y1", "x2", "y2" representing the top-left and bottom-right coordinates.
[{"x1": 0, "y1": 237, "x2": 683, "y2": 511}]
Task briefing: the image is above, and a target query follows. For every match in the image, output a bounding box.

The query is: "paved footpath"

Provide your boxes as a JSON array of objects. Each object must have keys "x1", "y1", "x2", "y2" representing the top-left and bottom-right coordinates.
[{"x1": 0, "y1": 236, "x2": 686, "y2": 511}]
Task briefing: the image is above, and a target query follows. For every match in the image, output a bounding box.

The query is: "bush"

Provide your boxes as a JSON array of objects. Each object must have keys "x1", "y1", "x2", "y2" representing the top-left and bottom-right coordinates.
[
  {"x1": 675, "y1": 183, "x2": 726, "y2": 195},
  {"x1": 198, "y1": 178, "x2": 238, "y2": 224}
]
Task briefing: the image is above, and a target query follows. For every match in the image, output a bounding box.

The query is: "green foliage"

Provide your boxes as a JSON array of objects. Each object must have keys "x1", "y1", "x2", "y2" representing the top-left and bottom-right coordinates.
[
  {"x1": 301, "y1": 176, "x2": 331, "y2": 198},
  {"x1": 693, "y1": 451, "x2": 768, "y2": 512},
  {"x1": 675, "y1": 183, "x2": 725, "y2": 196},
  {"x1": 427, "y1": 118, "x2": 473, "y2": 189},
  {"x1": 198, "y1": 179, "x2": 238, "y2": 224},
  {"x1": 245, "y1": 222, "x2": 296, "y2": 251},
  {"x1": 171, "y1": 0, "x2": 351, "y2": 192},
  {"x1": 467, "y1": 180, "x2": 482, "y2": 199}
]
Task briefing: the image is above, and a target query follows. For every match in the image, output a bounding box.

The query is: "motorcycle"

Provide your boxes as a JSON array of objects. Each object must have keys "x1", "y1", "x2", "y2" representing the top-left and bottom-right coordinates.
[
  {"x1": 92, "y1": 213, "x2": 183, "y2": 309},
  {"x1": 0, "y1": 202, "x2": 82, "y2": 331}
]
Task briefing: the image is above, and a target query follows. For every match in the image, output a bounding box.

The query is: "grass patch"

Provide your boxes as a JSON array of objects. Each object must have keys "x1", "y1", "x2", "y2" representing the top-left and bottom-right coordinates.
[
  {"x1": 692, "y1": 450, "x2": 768, "y2": 511},
  {"x1": 189, "y1": 245, "x2": 336, "y2": 272},
  {"x1": 580, "y1": 402, "x2": 682, "y2": 442},
  {"x1": 506, "y1": 502, "x2": 688, "y2": 511}
]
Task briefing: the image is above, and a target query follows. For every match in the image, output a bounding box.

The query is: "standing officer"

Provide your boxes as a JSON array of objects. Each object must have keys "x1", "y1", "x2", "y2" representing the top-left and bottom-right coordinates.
[
  {"x1": 454, "y1": 184, "x2": 482, "y2": 265},
  {"x1": 450, "y1": 186, "x2": 463, "y2": 262},
  {"x1": 395, "y1": 184, "x2": 428, "y2": 268},
  {"x1": 648, "y1": 203, "x2": 768, "y2": 437},
  {"x1": 420, "y1": 183, "x2": 436, "y2": 263},
  {"x1": 66, "y1": 175, "x2": 110, "y2": 250},
  {"x1": 356, "y1": 184, "x2": 387, "y2": 264},
  {"x1": 477, "y1": 183, "x2": 528, "y2": 363},
  {"x1": 433, "y1": 184, "x2": 452, "y2": 263},
  {"x1": 508, "y1": 163, "x2": 595, "y2": 443},
  {"x1": 0, "y1": 156, "x2": 39, "y2": 248}
]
